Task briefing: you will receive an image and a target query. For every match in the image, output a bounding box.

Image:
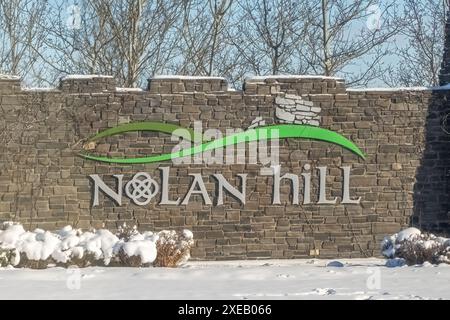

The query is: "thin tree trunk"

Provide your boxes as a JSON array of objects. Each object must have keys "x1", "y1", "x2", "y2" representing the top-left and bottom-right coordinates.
[{"x1": 321, "y1": 0, "x2": 331, "y2": 76}]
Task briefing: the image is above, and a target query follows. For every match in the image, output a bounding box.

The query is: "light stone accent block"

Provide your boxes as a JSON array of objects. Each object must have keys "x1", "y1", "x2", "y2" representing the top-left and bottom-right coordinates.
[{"x1": 275, "y1": 94, "x2": 321, "y2": 126}]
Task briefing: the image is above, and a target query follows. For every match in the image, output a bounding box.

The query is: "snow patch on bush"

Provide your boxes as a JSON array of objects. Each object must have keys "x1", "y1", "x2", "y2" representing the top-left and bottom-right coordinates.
[
  {"x1": 396, "y1": 228, "x2": 422, "y2": 243},
  {"x1": 121, "y1": 240, "x2": 157, "y2": 264}
]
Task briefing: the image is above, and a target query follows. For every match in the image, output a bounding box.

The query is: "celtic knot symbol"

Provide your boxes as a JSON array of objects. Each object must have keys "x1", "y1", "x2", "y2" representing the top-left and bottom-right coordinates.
[{"x1": 125, "y1": 172, "x2": 159, "y2": 206}]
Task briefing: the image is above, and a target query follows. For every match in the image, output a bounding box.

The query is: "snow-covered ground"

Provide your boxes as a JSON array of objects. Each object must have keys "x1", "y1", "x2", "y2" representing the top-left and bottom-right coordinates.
[{"x1": 0, "y1": 258, "x2": 449, "y2": 300}]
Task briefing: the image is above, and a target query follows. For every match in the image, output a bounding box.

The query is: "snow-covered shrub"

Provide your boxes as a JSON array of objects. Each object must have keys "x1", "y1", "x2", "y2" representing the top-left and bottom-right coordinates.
[
  {"x1": 396, "y1": 235, "x2": 447, "y2": 265},
  {"x1": 116, "y1": 223, "x2": 140, "y2": 242},
  {"x1": 117, "y1": 232, "x2": 158, "y2": 267},
  {"x1": 154, "y1": 229, "x2": 194, "y2": 267},
  {"x1": 0, "y1": 222, "x2": 193, "y2": 269},
  {"x1": 381, "y1": 227, "x2": 450, "y2": 265}
]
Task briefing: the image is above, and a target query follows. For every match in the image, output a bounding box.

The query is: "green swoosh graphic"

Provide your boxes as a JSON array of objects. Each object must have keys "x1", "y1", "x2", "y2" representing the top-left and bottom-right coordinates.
[
  {"x1": 79, "y1": 124, "x2": 365, "y2": 164},
  {"x1": 88, "y1": 121, "x2": 201, "y2": 142}
]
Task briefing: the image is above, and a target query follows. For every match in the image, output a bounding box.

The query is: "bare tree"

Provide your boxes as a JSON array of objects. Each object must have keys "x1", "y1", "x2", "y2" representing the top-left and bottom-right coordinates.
[
  {"x1": 232, "y1": 0, "x2": 310, "y2": 76},
  {"x1": 0, "y1": 0, "x2": 49, "y2": 83},
  {"x1": 0, "y1": 0, "x2": 423, "y2": 88},
  {"x1": 384, "y1": 0, "x2": 448, "y2": 87},
  {"x1": 41, "y1": 0, "x2": 183, "y2": 87},
  {"x1": 171, "y1": 0, "x2": 235, "y2": 77},
  {"x1": 301, "y1": 0, "x2": 401, "y2": 86}
]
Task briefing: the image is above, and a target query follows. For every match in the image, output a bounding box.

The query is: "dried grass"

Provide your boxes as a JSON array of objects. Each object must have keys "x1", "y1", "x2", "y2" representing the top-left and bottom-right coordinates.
[{"x1": 153, "y1": 230, "x2": 194, "y2": 268}]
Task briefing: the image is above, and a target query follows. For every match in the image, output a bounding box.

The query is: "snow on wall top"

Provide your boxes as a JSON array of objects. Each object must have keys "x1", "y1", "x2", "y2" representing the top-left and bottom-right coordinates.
[
  {"x1": 150, "y1": 75, "x2": 226, "y2": 81},
  {"x1": 61, "y1": 74, "x2": 114, "y2": 80},
  {"x1": 0, "y1": 74, "x2": 21, "y2": 80},
  {"x1": 246, "y1": 75, "x2": 345, "y2": 82},
  {"x1": 22, "y1": 87, "x2": 60, "y2": 92},
  {"x1": 115, "y1": 87, "x2": 144, "y2": 92},
  {"x1": 347, "y1": 83, "x2": 450, "y2": 92}
]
